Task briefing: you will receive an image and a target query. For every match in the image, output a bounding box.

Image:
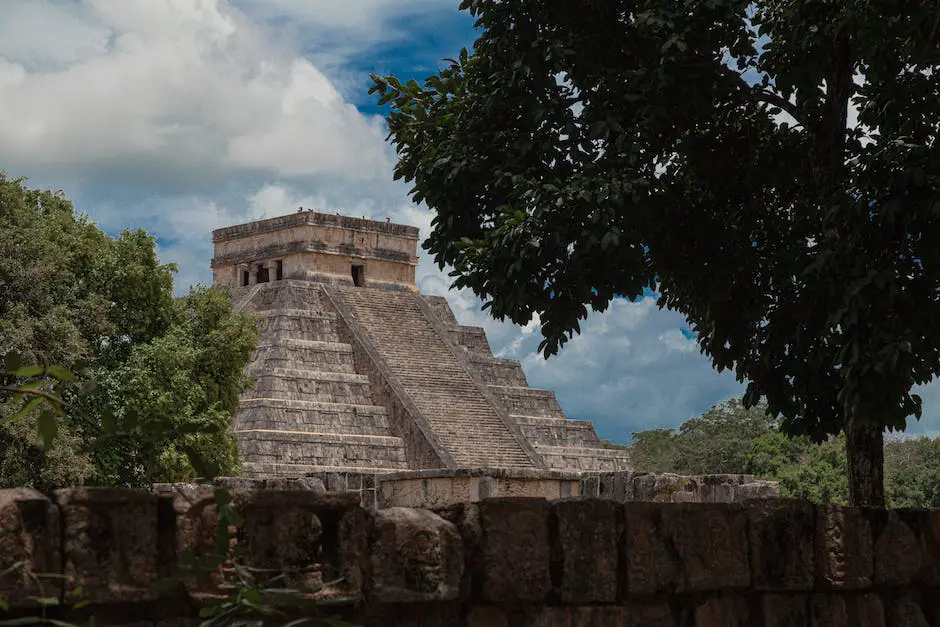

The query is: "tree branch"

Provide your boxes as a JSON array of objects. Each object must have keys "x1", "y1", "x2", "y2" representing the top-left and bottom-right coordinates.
[
  {"x1": 756, "y1": 89, "x2": 807, "y2": 129},
  {"x1": 0, "y1": 385, "x2": 63, "y2": 407}
]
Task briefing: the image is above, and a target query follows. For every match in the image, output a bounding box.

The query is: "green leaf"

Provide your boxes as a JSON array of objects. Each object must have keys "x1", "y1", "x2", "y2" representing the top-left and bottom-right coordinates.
[
  {"x1": 100, "y1": 409, "x2": 116, "y2": 435},
  {"x1": 3, "y1": 352, "x2": 22, "y2": 373},
  {"x1": 10, "y1": 396, "x2": 43, "y2": 422},
  {"x1": 37, "y1": 410, "x2": 59, "y2": 449},
  {"x1": 45, "y1": 366, "x2": 76, "y2": 382},
  {"x1": 10, "y1": 366, "x2": 44, "y2": 378}
]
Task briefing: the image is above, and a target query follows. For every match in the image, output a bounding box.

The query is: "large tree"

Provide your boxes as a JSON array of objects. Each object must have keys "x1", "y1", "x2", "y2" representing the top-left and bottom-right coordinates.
[
  {"x1": 372, "y1": 0, "x2": 940, "y2": 505},
  {"x1": 0, "y1": 173, "x2": 259, "y2": 489}
]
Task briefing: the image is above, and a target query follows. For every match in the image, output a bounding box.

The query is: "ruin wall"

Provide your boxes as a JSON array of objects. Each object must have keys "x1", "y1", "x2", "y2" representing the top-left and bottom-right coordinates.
[{"x1": 2, "y1": 486, "x2": 935, "y2": 626}]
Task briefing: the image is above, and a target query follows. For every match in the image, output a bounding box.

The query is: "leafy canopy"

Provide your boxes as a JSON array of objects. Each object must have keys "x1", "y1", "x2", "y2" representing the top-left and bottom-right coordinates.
[
  {"x1": 631, "y1": 397, "x2": 940, "y2": 508},
  {"x1": 372, "y1": 1, "x2": 940, "y2": 470},
  {"x1": 0, "y1": 173, "x2": 259, "y2": 489}
]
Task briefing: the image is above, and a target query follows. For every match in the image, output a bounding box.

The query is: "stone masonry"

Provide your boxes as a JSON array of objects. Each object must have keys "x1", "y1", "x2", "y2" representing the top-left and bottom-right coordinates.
[
  {"x1": 212, "y1": 211, "x2": 632, "y2": 477},
  {"x1": 1, "y1": 486, "x2": 934, "y2": 626}
]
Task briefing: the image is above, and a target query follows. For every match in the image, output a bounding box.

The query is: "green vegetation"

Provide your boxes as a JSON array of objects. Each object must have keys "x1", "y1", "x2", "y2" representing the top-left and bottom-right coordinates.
[
  {"x1": 0, "y1": 173, "x2": 259, "y2": 490},
  {"x1": 631, "y1": 398, "x2": 940, "y2": 508},
  {"x1": 371, "y1": 0, "x2": 940, "y2": 506}
]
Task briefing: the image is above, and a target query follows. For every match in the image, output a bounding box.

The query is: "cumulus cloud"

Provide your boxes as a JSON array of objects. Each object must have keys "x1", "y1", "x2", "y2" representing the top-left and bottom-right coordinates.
[{"x1": 0, "y1": 0, "x2": 391, "y2": 190}]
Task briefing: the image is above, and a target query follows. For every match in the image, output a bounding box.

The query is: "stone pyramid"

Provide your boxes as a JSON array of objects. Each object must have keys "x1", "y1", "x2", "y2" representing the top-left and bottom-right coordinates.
[{"x1": 211, "y1": 211, "x2": 631, "y2": 477}]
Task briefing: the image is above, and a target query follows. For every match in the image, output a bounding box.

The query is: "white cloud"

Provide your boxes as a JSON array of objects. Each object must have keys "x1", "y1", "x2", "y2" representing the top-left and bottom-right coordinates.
[{"x1": 0, "y1": 0, "x2": 391, "y2": 188}]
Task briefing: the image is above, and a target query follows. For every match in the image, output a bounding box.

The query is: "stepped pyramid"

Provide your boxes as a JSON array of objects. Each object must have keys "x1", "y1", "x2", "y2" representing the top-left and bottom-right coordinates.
[{"x1": 212, "y1": 211, "x2": 631, "y2": 477}]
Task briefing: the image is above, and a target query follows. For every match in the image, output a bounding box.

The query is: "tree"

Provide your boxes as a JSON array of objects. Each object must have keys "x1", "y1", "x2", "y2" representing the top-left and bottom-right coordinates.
[
  {"x1": 776, "y1": 435, "x2": 849, "y2": 505},
  {"x1": 371, "y1": 0, "x2": 940, "y2": 505},
  {"x1": 884, "y1": 436, "x2": 940, "y2": 508},
  {"x1": 0, "y1": 173, "x2": 259, "y2": 489},
  {"x1": 671, "y1": 398, "x2": 776, "y2": 475},
  {"x1": 629, "y1": 428, "x2": 678, "y2": 473},
  {"x1": 745, "y1": 430, "x2": 814, "y2": 480}
]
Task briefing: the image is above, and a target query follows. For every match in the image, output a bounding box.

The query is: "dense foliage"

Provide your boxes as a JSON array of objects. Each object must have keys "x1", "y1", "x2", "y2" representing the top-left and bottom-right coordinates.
[
  {"x1": 632, "y1": 397, "x2": 940, "y2": 508},
  {"x1": 0, "y1": 173, "x2": 259, "y2": 490},
  {"x1": 372, "y1": 0, "x2": 940, "y2": 505}
]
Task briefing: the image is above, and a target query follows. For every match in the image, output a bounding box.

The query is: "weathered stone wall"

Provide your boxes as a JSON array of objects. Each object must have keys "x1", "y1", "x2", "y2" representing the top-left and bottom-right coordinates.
[
  {"x1": 2, "y1": 487, "x2": 935, "y2": 626},
  {"x1": 212, "y1": 212, "x2": 419, "y2": 291},
  {"x1": 374, "y1": 469, "x2": 780, "y2": 509}
]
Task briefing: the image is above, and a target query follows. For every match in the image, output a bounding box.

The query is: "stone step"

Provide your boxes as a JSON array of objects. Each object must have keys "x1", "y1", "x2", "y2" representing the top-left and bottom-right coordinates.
[
  {"x1": 422, "y1": 295, "x2": 459, "y2": 325},
  {"x1": 237, "y1": 430, "x2": 408, "y2": 469},
  {"x1": 259, "y1": 314, "x2": 342, "y2": 343},
  {"x1": 489, "y1": 385, "x2": 565, "y2": 419},
  {"x1": 252, "y1": 308, "x2": 336, "y2": 319},
  {"x1": 440, "y1": 324, "x2": 492, "y2": 355},
  {"x1": 258, "y1": 338, "x2": 353, "y2": 351},
  {"x1": 511, "y1": 414, "x2": 602, "y2": 447},
  {"x1": 244, "y1": 370, "x2": 373, "y2": 404},
  {"x1": 242, "y1": 462, "x2": 407, "y2": 478},
  {"x1": 536, "y1": 444, "x2": 633, "y2": 472},
  {"x1": 263, "y1": 368, "x2": 368, "y2": 383},
  {"x1": 467, "y1": 354, "x2": 528, "y2": 387},
  {"x1": 250, "y1": 342, "x2": 356, "y2": 373},
  {"x1": 234, "y1": 398, "x2": 393, "y2": 436},
  {"x1": 334, "y1": 286, "x2": 536, "y2": 469},
  {"x1": 243, "y1": 281, "x2": 328, "y2": 312}
]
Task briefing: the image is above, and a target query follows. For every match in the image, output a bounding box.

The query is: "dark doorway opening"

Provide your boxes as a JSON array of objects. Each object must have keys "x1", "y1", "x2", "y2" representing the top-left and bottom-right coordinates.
[
  {"x1": 275, "y1": 260, "x2": 284, "y2": 281},
  {"x1": 242, "y1": 270, "x2": 250, "y2": 286},
  {"x1": 256, "y1": 264, "x2": 270, "y2": 283},
  {"x1": 351, "y1": 264, "x2": 365, "y2": 287}
]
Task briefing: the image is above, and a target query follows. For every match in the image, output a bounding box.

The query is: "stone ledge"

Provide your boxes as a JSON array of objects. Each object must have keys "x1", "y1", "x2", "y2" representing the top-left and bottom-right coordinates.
[
  {"x1": 212, "y1": 211, "x2": 420, "y2": 242},
  {"x1": 238, "y1": 398, "x2": 388, "y2": 414},
  {"x1": 380, "y1": 467, "x2": 585, "y2": 481},
  {"x1": 235, "y1": 430, "x2": 406, "y2": 446},
  {"x1": 254, "y1": 309, "x2": 338, "y2": 320},
  {"x1": 260, "y1": 368, "x2": 370, "y2": 383},
  {"x1": 536, "y1": 445, "x2": 632, "y2": 459},
  {"x1": 256, "y1": 338, "x2": 353, "y2": 351}
]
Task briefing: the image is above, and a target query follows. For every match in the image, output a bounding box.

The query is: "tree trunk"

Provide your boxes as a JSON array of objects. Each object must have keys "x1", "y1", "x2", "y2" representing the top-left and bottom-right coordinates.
[{"x1": 845, "y1": 415, "x2": 885, "y2": 507}]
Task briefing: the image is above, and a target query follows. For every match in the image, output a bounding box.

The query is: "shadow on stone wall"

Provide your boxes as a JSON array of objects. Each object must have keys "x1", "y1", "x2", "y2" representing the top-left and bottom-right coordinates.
[{"x1": 1, "y1": 484, "x2": 936, "y2": 626}]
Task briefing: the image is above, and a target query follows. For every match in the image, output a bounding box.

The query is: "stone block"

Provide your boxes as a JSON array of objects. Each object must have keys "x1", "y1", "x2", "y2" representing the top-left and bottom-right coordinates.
[
  {"x1": 886, "y1": 595, "x2": 929, "y2": 627},
  {"x1": 0, "y1": 489, "x2": 61, "y2": 608},
  {"x1": 466, "y1": 606, "x2": 509, "y2": 627},
  {"x1": 815, "y1": 505, "x2": 873, "y2": 589},
  {"x1": 748, "y1": 499, "x2": 815, "y2": 590},
  {"x1": 632, "y1": 474, "x2": 688, "y2": 502},
  {"x1": 531, "y1": 607, "x2": 630, "y2": 627},
  {"x1": 153, "y1": 484, "x2": 217, "y2": 557},
  {"x1": 810, "y1": 593, "x2": 885, "y2": 627},
  {"x1": 623, "y1": 502, "x2": 749, "y2": 594},
  {"x1": 371, "y1": 508, "x2": 463, "y2": 602},
  {"x1": 693, "y1": 596, "x2": 751, "y2": 627},
  {"x1": 480, "y1": 498, "x2": 551, "y2": 602},
  {"x1": 902, "y1": 509, "x2": 940, "y2": 586},
  {"x1": 872, "y1": 510, "x2": 922, "y2": 586},
  {"x1": 622, "y1": 502, "x2": 679, "y2": 594},
  {"x1": 236, "y1": 490, "x2": 364, "y2": 599},
  {"x1": 552, "y1": 499, "x2": 619, "y2": 603},
  {"x1": 339, "y1": 505, "x2": 370, "y2": 594},
  {"x1": 55, "y1": 488, "x2": 162, "y2": 602},
  {"x1": 433, "y1": 502, "x2": 480, "y2": 600},
  {"x1": 760, "y1": 594, "x2": 810, "y2": 627},
  {"x1": 736, "y1": 481, "x2": 781, "y2": 500}
]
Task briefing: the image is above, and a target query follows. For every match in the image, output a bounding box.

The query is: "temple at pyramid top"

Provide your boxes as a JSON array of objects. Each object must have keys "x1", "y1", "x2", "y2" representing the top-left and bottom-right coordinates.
[
  {"x1": 212, "y1": 210, "x2": 420, "y2": 292},
  {"x1": 211, "y1": 210, "x2": 631, "y2": 479}
]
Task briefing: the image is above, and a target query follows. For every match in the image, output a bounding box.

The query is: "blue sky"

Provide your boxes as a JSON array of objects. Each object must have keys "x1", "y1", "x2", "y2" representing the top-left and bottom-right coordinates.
[{"x1": 1, "y1": 1, "x2": 937, "y2": 442}]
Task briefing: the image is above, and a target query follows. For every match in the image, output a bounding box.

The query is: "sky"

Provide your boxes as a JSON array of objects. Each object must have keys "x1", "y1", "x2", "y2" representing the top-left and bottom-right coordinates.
[{"x1": 1, "y1": 0, "x2": 938, "y2": 443}]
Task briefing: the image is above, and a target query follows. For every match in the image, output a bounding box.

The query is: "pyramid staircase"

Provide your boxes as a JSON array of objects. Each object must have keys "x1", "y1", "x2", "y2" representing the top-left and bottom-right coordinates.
[{"x1": 233, "y1": 281, "x2": 409, "y2": 477}]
